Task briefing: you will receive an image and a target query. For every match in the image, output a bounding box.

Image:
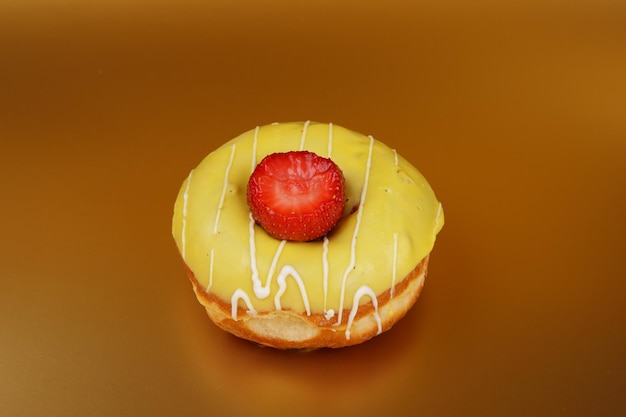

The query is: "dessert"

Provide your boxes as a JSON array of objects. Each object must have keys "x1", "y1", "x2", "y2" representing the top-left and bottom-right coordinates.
[{"x1": 172, "y1": 121, "x2": 444, "y2": 348}]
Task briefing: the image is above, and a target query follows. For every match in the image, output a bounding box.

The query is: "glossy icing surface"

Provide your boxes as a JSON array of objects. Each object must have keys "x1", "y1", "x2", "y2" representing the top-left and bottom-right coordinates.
[{"x1": 172, "y1": 121, "x2": 444, "y2": 326}]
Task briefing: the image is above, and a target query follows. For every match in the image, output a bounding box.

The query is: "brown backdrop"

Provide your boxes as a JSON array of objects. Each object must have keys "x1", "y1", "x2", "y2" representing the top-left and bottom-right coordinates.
[{"x1": 1, "y1": 1, "x2": 625, "y2": 416}]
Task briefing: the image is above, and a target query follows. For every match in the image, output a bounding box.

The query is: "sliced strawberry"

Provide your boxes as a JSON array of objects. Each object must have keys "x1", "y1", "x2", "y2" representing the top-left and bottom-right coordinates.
[{"x1": 247, "y1": 151, "x2": 345, "y2": 241}]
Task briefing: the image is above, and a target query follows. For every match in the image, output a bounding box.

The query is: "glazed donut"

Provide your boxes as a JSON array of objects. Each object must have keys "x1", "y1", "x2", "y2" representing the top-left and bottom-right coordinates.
[{"x1": 172, "y1": 121, "x2": 444, "y2": 348}]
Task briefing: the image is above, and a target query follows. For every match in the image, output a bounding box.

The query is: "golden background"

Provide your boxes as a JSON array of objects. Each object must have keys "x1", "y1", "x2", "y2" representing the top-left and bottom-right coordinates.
[{"x1": 1, "y1": 0, "x2": 625, "y2": 415}]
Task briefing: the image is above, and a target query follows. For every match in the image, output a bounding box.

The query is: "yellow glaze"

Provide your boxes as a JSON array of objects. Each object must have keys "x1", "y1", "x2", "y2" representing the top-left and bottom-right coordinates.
[{"x1": 172, "y1": 121, "x2": 444, "y2": 323}]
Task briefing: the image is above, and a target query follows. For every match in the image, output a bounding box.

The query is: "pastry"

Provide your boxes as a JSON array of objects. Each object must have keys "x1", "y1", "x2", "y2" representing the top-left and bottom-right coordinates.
[{"x1": 172, "y1": 121, "x2": 444, "y2": 348}]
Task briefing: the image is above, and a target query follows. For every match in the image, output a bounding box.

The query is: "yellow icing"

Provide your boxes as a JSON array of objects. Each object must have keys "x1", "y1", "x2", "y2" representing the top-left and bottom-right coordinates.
[{"x1": 172, "y1": 121, "x2": 444, "y2": 323}]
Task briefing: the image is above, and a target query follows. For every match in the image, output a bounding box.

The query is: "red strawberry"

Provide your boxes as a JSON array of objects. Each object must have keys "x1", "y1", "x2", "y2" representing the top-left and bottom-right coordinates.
[{"x1": 247, "y1": 151, "x2": 345, "y2": 241}]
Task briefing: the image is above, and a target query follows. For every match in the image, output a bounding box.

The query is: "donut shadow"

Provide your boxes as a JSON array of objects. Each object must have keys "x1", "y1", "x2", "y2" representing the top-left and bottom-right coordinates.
[{"x1": 182, "y1": 299, "x2": 429, "y2": 414}]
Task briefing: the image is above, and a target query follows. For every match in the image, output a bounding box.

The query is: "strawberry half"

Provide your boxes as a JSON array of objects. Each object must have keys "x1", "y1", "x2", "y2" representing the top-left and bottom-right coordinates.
[{"x1": 247, "y1": 151, "x2": 345, "y2": 241}]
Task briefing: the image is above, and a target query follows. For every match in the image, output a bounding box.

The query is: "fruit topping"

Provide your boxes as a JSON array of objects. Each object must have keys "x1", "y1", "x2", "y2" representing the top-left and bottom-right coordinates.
[{"x1": 247, "y1": 151, "x2": 345, "y2": 241}]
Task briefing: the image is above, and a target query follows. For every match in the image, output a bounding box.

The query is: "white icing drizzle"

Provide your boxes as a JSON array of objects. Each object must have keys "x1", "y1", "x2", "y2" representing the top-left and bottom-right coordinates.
[
  {"x1": 322, "y1": 236, "x2": 329, "y2": 313},
  {"x1": 247, "y1": 213, "x2": 266, "y2": 298},
  {"x1": 207, "y1": 145, "x2": 235, "y2": 293},
  {"x1": 327, "y1": 122, "x2": 333, "y2": 158},
  {"x1": 345, "y1": 285, "x2": 382, "y2": 340},
  {"x1": 181, "y1": 169, "x2": 193, "y2": 260},
  {"x1": 434, "y1": 201, "x2": 443, "y2": 230},
  {"x1": 274, "y1": 265, "x2": 311, "y2": 315},
  {"x1": 336, "y1": 135, "x2": 375, "y2": 325},
  {"x1": 213, "y1": 144, "x2": 236, "y2": 234},
  {"x1": 251, "y1": 126, "x2": 259, "y2": 173},
  {"x1": 299, "y1": 120, "x2": 310, "y2": 150},
  {"x1": 231, "y1": 289, "x2": 257, "y2": 321},
  {"x1": 207, "y1": 249, "x2": 214, "y2": 291},
  {"x1": 260, "y1": 239, "x2": 287, "y2": 298},
  {"x1": 393, "y1": 149, "x2": 398, "y2": 166},
  {"x1": 391, "y1": 232, "x2": 399, "y2": 298}
]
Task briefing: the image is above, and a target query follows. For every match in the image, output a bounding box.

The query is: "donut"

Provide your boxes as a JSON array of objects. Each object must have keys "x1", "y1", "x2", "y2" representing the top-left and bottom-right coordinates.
[{"x1": 172, "y1": 121, "x2": 444, "y2": 348}]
